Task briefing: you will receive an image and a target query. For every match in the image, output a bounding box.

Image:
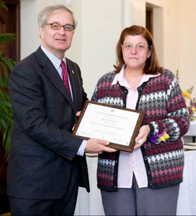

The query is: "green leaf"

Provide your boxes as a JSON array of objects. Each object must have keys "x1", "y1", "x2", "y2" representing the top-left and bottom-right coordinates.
[
  {"x1": 187, "y1": 86, "x2": 194, "y2": 94},
  {"x1": 0, "y1": 0, "x2": 7, "y2": 10},
  {"x1": 0, "y1": 34, "x2": 16, "y2": 46}
]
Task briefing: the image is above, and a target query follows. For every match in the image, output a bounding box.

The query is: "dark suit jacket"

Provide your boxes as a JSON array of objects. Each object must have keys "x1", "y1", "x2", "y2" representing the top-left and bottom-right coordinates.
[{"x1": 7, "y1": 46, "x2": 90, "y2": 199}]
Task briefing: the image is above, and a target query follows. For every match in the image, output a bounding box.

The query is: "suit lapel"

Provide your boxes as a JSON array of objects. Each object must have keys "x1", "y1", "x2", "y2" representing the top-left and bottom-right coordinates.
[
  {"x1": 67, "y1": 61, "x2": 77, "y2": 100},
  {"x1": 66, "y1": 60, "x2": 80, "y2": 114},
  {"x1": 36, "y1": 47, "x2": 74, "y2": 109}
]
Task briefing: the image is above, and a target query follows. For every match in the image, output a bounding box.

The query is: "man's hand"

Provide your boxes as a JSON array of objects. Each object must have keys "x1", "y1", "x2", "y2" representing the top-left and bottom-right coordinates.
[
  {"x1": 72, "y1": 111, "x2": 81, "y2": 131},
  {"x1": 76, "y1": 111, "x2": 81, "y2": 117},
  {"x1": 75, "y1": 111, "x2": 116, "y2": 154},
  {"x1": 85, "y1": 138, "x2": 117, "y2": 154}
]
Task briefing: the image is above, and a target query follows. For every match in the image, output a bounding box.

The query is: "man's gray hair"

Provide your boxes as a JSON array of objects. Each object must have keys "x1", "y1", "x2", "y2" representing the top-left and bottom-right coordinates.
[{"x1": 38, "y1": 4, "x2": 77, "y2": 28}]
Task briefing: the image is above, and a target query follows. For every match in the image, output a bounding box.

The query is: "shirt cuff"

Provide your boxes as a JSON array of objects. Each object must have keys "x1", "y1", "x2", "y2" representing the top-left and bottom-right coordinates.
[{"x1": 77, "y1": 140, "x2": 87, "y2": 156}]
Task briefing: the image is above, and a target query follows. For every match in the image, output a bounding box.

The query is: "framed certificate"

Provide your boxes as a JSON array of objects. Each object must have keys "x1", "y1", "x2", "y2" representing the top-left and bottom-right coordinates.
[{"x1": 73, "y1": 101, "x2": 145, "y2": 152}]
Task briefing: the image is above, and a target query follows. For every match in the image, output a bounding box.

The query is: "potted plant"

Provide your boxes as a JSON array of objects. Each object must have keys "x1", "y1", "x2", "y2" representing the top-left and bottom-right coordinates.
[
  {"x1": 0, "y1": 0, "x2": 16, "y2": 161},
  {"x1": 0, "y1": 0, "x2": 16, "y2": 213}
]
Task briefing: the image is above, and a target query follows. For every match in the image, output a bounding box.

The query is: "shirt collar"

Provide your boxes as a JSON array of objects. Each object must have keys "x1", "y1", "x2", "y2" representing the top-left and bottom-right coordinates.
[
  {"x1": 41, "y1": 45, "x2": 66, "y2": 70},
  {"x1": 112, "y1": 64, "x2": 160, "y2": 87}
]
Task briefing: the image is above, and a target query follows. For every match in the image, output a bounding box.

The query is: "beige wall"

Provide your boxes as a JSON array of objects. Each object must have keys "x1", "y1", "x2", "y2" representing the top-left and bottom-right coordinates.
[
  {"x1": 20, "y1": 0, "x2": 196, "y2": 98},
  {"x1": 180, "y1": 0, "x2": 196, "y2": 96},
  {"x1": 68, "y1": 0, "x2": 124, "y2": 96}
]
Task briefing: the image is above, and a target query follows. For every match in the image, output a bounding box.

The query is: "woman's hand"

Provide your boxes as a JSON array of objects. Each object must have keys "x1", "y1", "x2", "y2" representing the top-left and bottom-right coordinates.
[{"x1": 134, "y1": 125, "x2": 150, "y2": 149}]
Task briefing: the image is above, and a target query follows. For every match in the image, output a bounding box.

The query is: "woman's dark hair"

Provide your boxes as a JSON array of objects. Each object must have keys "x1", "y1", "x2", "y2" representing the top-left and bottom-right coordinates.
[{"x1": 114, "y1": 25, "x2": 163, "y2": 74}]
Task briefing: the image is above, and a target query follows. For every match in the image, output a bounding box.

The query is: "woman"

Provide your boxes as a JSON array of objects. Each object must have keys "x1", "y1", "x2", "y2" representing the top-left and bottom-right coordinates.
[{"x1": 91, "y1": 25, "x2": 190, "y2": 215}]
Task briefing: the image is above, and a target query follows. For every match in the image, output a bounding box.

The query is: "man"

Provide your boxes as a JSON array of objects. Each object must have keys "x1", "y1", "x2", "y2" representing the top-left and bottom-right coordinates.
[{"x1": 7, "y1": 5, "x2": 116, "y2": 215}]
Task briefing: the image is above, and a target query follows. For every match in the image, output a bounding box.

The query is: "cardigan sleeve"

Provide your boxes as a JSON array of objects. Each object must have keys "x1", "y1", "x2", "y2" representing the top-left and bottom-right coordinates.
[{"x1": 147, "y1": 69, "x2": 190, "y2": 141}]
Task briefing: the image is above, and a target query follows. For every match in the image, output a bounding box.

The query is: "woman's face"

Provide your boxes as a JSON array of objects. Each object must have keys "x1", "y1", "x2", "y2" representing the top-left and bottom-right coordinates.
[{"x1": 121, "y1": 35, "x2": 151, "y2": 71}]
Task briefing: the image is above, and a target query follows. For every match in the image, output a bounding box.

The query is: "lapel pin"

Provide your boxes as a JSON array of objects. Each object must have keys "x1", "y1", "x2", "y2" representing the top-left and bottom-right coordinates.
[{"x1": 72, "y1": 70, "x2": 74, "y2": 74}]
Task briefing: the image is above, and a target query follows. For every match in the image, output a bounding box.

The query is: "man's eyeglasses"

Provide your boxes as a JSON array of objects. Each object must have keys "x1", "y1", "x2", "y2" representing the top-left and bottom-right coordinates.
[
  {"x1": 46, "y1": 22, "x2": 75, "y2": 31},
  {"x1": 122, "y1": 43, "x2": 149, "y2": 52}
]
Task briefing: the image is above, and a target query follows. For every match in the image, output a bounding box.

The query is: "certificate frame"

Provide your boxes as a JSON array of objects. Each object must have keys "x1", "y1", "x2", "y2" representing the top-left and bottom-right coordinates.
[{"x1": 73, "y1": 101, "x2": 145, "y2": 152}]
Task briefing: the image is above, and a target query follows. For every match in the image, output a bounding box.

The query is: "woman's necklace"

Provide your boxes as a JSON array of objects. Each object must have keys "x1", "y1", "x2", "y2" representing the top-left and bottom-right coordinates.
[{"x1": 126, "y1": 75, "x2": 143, "y2": 87}]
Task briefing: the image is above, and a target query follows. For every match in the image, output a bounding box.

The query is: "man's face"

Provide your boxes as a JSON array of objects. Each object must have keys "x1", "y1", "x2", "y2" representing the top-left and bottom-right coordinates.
[{"x1": 39, "y1": 9, "x2": 74, "y2": 59}]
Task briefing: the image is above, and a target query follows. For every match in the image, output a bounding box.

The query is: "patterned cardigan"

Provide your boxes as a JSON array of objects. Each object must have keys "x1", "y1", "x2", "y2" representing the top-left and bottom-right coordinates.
[{"x1": 91, "y1": 69, "x2": 190, "y2": 191}]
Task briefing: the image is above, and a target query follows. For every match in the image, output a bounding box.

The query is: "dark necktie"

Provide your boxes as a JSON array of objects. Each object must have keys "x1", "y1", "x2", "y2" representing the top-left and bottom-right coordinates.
[{"x1": 61, "y1": 60, "x2": 71, "y2": 96}]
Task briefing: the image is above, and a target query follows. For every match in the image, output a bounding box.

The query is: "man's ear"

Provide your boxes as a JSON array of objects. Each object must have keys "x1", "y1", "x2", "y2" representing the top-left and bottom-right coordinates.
[{"x1": 39, "y1": 27, "x2": 44, "y2": 39}]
